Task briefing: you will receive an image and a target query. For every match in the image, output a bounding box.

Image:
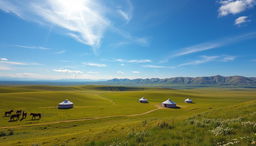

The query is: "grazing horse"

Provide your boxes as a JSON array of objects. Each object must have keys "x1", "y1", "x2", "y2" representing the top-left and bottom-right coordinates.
[
  {"x1": 9, "y1": 114, "x2": 20, "y2": 121},
  {"x1": 4, "y1": 110, "x2": 13, "y2": 117},
  {"x1": 16, "y1": 110, "x2": 22, "y2": 114},
  {"x1": 20, "y1": 112, "x2": 27, "y2": 121},
  {"x1": 30, "y1": 113, "x2": 41, "y2": 120}
]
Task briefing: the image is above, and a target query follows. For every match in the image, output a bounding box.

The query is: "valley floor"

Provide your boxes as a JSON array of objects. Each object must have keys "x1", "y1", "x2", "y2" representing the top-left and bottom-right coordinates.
[{"x1": 0, "y1": 85, "x2": 255, "y2": 145}]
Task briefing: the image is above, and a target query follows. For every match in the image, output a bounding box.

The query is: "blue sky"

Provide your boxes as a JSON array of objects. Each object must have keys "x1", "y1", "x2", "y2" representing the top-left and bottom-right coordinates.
[{"x1": 0, "y1": 0, "x2": 256, "y2": 80}]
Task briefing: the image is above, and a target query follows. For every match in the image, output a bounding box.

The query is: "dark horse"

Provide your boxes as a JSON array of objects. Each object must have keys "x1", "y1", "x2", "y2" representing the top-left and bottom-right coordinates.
[
  {"x1": 4, "y1": 110, "x2": 13, "y2": 117},
  {"x1": 9, "y1": 114, "x2": 20, "y2": 121},
  {"x1": 16, "y1": 110, "x2": 22, "y2": 114},
  {"x1": 30, "y1": 113, "x2": 41, "y2": 120},
  {"x1": 20, "y1": 112, "x2": 27, "y2": 121}
]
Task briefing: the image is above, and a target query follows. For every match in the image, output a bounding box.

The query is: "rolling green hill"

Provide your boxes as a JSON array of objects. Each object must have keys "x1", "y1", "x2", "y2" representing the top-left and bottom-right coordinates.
[{"x1": 0, "y1": 85, "x2": 255, "y2": 145}]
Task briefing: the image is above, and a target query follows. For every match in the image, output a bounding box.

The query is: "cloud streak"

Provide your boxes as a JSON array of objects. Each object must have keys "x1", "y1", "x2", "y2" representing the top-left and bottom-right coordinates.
[
  {"x1": 83, "y1": 63, "x2": 107, "y2": 67},
  {"x1": 115, "y1": 59, "x2": 152, "y2": 63},
  {"x1": 178, "y1": 55, "x2": 236, "y2": 67},
  {"x1": 143, "y1": 65, "x2": 174, "y2": 69},
  {"x1": 53, "y1": 69, "x2": 82, "y2": 74},
  {"x1": 162, "y1": 32, "x2": 256, "y2": 62},
  {"x1": 15, "y1": 45, "x2": 51, "y2": 50}
]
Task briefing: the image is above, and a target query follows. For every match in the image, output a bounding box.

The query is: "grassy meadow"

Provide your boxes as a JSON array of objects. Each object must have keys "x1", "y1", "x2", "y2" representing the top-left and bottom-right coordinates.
[{"x1": 0, "y1": 85, "x2": 255, "y2": 145}]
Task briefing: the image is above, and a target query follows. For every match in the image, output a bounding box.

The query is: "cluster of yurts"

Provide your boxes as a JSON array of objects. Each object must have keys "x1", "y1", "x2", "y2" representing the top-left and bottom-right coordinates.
[
  {"x1": 139, "y1": 97, "x2": 192, "y2": 108},
  {"x1": 58, "y1": 98, "x2": 193, "y2": 109}
]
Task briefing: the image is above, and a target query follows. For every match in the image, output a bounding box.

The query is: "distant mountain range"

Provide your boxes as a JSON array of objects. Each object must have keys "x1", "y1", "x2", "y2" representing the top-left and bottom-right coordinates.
[
  {"x1": 1, "y1": 75, "x2": 256, "y2": 88},
  {"x1": 104, "y1": 75, "x2": 256, "y2": 88}
]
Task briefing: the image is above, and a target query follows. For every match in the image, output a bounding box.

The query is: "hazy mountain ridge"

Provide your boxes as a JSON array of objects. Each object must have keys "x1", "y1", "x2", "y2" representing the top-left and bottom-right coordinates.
[{"x1": 107, "y1": 75, "x2": 256, "y2": 86}]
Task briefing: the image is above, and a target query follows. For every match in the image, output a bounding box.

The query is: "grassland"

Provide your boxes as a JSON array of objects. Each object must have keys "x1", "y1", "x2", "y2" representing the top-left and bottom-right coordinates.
[{"x1": 0, "y1": 85, "x2": 255, "y2": 145}]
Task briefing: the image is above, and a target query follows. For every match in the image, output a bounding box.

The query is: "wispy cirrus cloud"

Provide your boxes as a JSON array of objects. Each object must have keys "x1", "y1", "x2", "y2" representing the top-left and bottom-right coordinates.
[
  {"x1": 15, "y1": 45, "x2": 51, "y2": 50},
  {"x1": 143, "y1": 65, "x2": 174, "y2": 69},
  {"x1": 0, "y1": 57, "x2": 41, "y2": 66},
  {"x1": 115, "y1": 58, "x2": 152, "y2": 63},
  {"x1": 221, "y1": 55, "x2": 236, "y2": 62},
  {"x1": 0, "y1": 57, "x2": 27, "y2": 65},
  {"x1": 218, "y1": 0, "x2": 256, "y2": 16},
  {"x1": 0, "y1": 0, "x2": 146, "y2": 54},
  {"x1": 178, "y1": 56, "x2": 219, "y2": 67},
  {"x1": 83, "y1": 63, "x2": 107, "y2": 67},
  {"x1": 235, "y1": 16, "x2": 249, "y2": 25},
  {"x1": 0, "y1": 0, "x2": 110, "y2": 53},
  {"x1": 178, "y1": 55, "x2": 236, "y2": 67},
  {"x1": 117, "y1": 0, "x2": 133, "y2": 23},
  {"x1": 53, "y1": 69, "x2": 82, "y2": 74},
  {"x1": 162, "y1": 32, "x2": 256, "y2": 62}
]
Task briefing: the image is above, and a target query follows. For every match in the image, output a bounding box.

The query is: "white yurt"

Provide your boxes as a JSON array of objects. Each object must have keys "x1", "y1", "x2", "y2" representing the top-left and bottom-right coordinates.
[
  {"x1": 184, "y1": 98, "x2": 192, "y2": 103},
  {"x1": 162, "y1": 99, "x2": 176, "y2": 108},
  {"x1": 58, "y1": 99, "x2": 73, "y2": 109},
  {"x1": 139, "y1": 97, "x2": 148, "y2": 103}
]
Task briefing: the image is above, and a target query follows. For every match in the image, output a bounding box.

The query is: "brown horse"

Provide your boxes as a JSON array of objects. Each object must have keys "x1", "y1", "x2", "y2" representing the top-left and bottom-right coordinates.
[
  {"x1": 9, "y1": 114, "x2": 20, "y2": 121},
  {"x1": 30, "y1": 113, "x2": 41, "y2": 120},
  {"x1": 4, "y1": 110, "x2": 13, "y2": 117}
]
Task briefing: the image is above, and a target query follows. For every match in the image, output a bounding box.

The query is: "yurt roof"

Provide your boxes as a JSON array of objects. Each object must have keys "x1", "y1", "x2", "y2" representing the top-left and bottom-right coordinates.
[
  {"x1": 139, "y1": 97, "x2": 147, "y2": 100},
  {"x1": 162, "y1": 99, "x2": 176, "y2": 104},
  {"x1": 59, "y1": 99, "x2": 73, "y2": 105},
  {"x1": 185, "y1": 98, "x2": 192, "y2": 101}
]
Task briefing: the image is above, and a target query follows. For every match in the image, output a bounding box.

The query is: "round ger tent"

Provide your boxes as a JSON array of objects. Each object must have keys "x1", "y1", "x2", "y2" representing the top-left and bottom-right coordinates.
[
  {"x1": 58, "y1": 99, "x2": 73, "y2": 109},
  {"x1": 139, "y1": 97, "x2": 148, "y2": 103},
  {"x1": 162, "y1": 99, "x2": 176, "y2": 108},
  {"x1": 184, "y1": 98, "x2": 192, "y2": 103}
]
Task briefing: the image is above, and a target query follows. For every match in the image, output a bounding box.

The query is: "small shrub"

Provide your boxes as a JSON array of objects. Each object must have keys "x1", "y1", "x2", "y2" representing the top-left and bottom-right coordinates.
[
  {"x1": 157, "y1": 121, "x2": 174, "y2": 129},
  {"x1": 142, "y1": 120, "x2": 147, "y2": 126},
  {"x1": 210, "y1": 126, "x2": 233, "y2": 136}
]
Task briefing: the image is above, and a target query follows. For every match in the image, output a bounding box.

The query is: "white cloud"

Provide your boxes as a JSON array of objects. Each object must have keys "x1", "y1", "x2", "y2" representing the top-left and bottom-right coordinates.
[
  {"x1": 0, "y1": 58, "x2": 8, "y2": 61},
  {"x1": 15, "y1": 45, "x2": 50, "y2": 50},
  {"x1": 0, "y1": 0, "x2": 110, "y2": 52},
  {"x1": 53, "y1": 69, "x2": 82, "y2": 74},
  {"x1": 143, "y1": 65, "x2": 173, "y2": 69},
  {"x1": 235, "y1": 16, "x2": 249, "y2": 25},
  {"x1": 115, "y1": 58, "x2": 152, "y2": 63},
  {"x1": 128, "y1": 59, "x2": 151, "y2": 63},
  {"x1": 84, "y1": 63, "x2": 107, "y2": 67},
  {"x1": 132, "y1": 71, "x2": 140, "y2": 74},
  {"x1": 162, "y1": 32, "x2": 256, "y2": 62},
  {"x1": 218, "y1": 0, "x2": 256, "y2": 16},
  {"x1": 0, "y1": 0, "x2": 146, "y2": 53}
]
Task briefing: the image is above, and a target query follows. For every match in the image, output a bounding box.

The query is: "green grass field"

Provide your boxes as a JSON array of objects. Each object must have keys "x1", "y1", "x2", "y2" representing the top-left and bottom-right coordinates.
[{"x1": 0, "y1": 85, "x2": 255, "y2": 145}]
